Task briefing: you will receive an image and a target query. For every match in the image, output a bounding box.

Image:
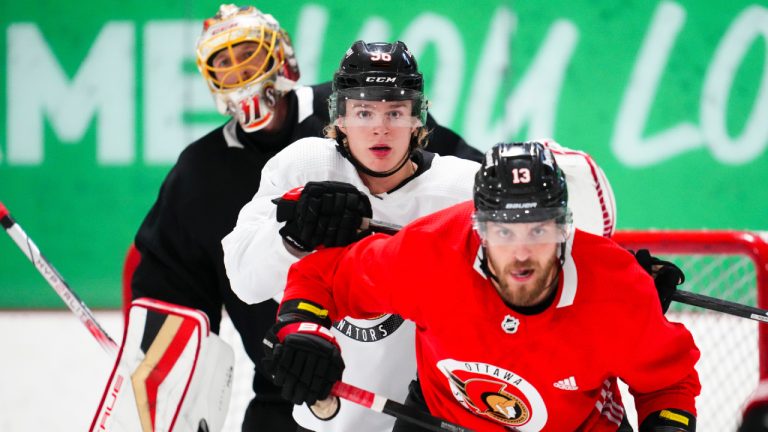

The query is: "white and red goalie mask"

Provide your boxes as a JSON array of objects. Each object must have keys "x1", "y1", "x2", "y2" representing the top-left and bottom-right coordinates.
[{"x1": 196, "y1": 4, "x2": 300, "y2": 132}]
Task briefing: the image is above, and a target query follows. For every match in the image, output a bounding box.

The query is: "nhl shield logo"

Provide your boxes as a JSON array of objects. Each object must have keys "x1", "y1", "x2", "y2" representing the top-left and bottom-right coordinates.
[{"x1": 501, "y1": 315, "x2": 520, "y2": 334}]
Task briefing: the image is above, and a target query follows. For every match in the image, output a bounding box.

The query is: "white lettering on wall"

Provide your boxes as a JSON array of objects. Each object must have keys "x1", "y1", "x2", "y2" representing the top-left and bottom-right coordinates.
[
  {"x1": 357, "y1": 17, "x2": 391, "y2": 43},
  {"x1": 143, "y1": 21, "x2": 213, "y2": 164},
  {"x1": 6, "y1": 22, "x2": 135, "y2": 165},
  {"x1": 612, "y1": 2, "x2": 701, "y2": 167},
  {"x1": 701, "y1": 5, "x2": 768, "y2": 165},
  {"x1": 506, "y1": 19, "x2": 577, "y2": 142},
  {"x1": 463, "y1": 6, "x2": 516, "y2": 148},
  {"x1": 465, "y1": 7, "x2": 577, "y2": 149},
  {"x1": 402, "y1": 13, "x2": 465, "y2": 124},
  {"x1": 4, "y1": 4, "x2": 765, "y2": 166},
  {"x1": 613, "y1": 2, "x2": 767, "y2": 167},
  {"x1": 293, "y1": 5, "x2": 329, "y2": 86}
]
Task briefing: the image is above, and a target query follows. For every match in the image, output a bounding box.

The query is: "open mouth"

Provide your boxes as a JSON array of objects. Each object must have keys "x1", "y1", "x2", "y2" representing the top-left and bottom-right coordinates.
[
  {"x1": 509, "y1": 268, "x2": 534, "y2": 281},
  {"x1": 369, "y1": 145, "x2": 392, "y2": 157}
]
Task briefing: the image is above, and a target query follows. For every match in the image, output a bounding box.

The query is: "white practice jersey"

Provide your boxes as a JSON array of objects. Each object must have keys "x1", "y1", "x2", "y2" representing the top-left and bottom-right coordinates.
[
  {"x1": 543, "y1": 139, "x2": 616, "y2": 236},
  {"x1": 222, "y1": 137, "x2": 616, "y2": 432}
]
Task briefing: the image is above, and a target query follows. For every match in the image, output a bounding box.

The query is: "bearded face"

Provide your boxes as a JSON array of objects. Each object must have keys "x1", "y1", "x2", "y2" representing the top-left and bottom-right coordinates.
[{"x1": 482, "y1": 220, "x2": 562, "y2": 307}]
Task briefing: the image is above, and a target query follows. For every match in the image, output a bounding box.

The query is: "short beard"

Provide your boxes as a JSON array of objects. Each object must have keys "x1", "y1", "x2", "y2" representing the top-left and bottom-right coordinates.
[{"x1": 492, "y1": 253, "x2": 560, "y2": 307}]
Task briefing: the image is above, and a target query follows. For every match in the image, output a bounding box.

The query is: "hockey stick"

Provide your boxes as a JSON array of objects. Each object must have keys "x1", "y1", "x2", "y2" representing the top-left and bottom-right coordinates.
[
  {"x1": 0, "y1": 200, "x2": 118, "y2": 354},
  {"x1": 328, "y1": 381, "x2": 475, "y2": 432},
  {"x1": 365, "y1": 219, "x2": 768, "y2": 324},
  {"x1": 364, "y1": 218, "x2": 402, "y2": 236},
  {"x1": 1, "y1": 200, "x2": 468, "y2": 431},
  {"x1": 672, "y1": 290, "x2": 768, "y2": 323}
]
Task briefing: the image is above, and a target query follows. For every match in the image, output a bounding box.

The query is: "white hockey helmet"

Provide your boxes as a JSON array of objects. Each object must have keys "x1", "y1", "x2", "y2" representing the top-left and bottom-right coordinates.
[{"x1": 196, "y1": 4, "x2": 300, "y2": 132}]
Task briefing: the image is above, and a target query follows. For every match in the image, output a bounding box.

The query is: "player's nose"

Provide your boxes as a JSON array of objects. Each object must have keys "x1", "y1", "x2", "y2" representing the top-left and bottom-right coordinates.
[
  {"x1": 509, "y1": 244, "x2": 532, "y2": 261},
  {"x1": 371, "y1": 119, "x2": 389, "y2": 134}
]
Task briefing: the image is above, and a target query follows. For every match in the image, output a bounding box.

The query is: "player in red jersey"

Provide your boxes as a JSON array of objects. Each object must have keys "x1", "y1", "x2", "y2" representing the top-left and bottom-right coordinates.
[{"x1": 262, "y1": 141, "x2": 701, "y2": 431}]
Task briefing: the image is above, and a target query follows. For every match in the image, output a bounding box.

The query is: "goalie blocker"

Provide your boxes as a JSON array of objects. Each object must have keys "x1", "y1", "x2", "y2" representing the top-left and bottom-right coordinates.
[{"x1": 90, "y1": 298, "x2": 234, "y2": 432}]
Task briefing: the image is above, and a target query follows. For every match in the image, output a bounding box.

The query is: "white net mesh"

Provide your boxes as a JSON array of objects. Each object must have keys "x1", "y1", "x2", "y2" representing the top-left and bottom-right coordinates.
[
  {"x1": 616, "y1": 232, "x2": 766, "y2": 432},
  {"x1": 668, "y1": 254, "x2": 758, "y2": 432}
]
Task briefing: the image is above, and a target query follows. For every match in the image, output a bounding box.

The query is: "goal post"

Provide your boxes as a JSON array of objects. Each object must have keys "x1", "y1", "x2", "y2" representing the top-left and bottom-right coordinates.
[
  {"x1": 613, "y1": 229, "x2": 768, "y2": 375},
  {"x1": 613, "y1": 229, "x2": 768, "y2": 431}
]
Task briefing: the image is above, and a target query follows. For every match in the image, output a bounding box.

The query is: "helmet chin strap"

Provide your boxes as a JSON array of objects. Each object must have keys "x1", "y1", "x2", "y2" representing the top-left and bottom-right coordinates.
[
  {"x1": 334, "y1": 129, "x2": 418, "y2": 178},
  {"x1": 479, "y1": 246, "x2": 501, "y2": 285}
]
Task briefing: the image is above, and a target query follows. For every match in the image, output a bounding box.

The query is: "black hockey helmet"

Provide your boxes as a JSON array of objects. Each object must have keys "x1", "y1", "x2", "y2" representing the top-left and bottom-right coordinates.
[
  {"x1": 473, "y1": 141, "x2": 570, "y2": 225},
  {"x1": 328, "y1": 40, "x2": 428, "y2": 179},
  {"x1": 333, "y1": 40, "x2": 422, "y2": 91},
  {"x1": 329, "y1": 40, "x2": 426, "y2": 122}
]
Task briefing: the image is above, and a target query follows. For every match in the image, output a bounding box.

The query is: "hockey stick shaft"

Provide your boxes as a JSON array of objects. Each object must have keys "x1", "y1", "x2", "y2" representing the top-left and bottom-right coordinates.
[
  {"x1": 364, "y1": 218, "x2": 403, "y2": 236},
  {"x1": 330, "y1": 381, "x2": 475, "y2": 432},
  {"x1": 672, "y1": 290, "x2": 768, "y2": 324},
  {"x1": 0, "y1": 201, "x2": 118, "y2": 355}
]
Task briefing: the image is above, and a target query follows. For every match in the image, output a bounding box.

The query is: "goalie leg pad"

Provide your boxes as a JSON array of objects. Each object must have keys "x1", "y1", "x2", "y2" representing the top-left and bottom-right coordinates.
[{"x1": 90, "y1": 298, "x2": 234, "y2": 432}]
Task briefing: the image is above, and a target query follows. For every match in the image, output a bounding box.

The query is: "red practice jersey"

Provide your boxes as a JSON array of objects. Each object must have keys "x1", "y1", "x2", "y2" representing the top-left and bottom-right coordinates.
[{"x1": 283, "y1": 201, "x2": 700, "y2": 431}]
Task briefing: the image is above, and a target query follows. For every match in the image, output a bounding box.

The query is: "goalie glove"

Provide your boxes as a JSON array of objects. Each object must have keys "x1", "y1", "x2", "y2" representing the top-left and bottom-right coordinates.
[
  {"x1": 632, "y1": 249, "x2": 685, "y2": 313},
  {"x1": 262, "y1": 299, "x2": 345, "y2": 406},
  {"x1": 273, "y1": 181, "x2": 373, "y2": 252},
  {"x1": 639, "y1": 408, "x2": 696, "y2": 431}
]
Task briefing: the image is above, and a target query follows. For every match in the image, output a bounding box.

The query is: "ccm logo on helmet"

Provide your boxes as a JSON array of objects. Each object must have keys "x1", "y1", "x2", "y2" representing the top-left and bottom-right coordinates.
[{"x1": 365, "y1": 76, "x2": 397, "y2": 83}]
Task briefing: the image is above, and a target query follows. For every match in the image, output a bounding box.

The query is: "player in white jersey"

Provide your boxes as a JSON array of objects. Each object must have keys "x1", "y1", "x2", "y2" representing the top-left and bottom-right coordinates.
[{"x1": 222, "y1": 40, "x2": 617, "y2": 432}]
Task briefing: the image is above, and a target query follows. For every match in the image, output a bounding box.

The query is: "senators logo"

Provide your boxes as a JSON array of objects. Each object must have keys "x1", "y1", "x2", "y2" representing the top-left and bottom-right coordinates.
[
  {"x1": 334, "y1": 314, "x2": 405, "y2": 342},
  {"x1": 484, "y1": 392, "x2": 529, "y2": 424},
  {"x1": 437, "y1": 359, "x2": 547, "y2": 431}
]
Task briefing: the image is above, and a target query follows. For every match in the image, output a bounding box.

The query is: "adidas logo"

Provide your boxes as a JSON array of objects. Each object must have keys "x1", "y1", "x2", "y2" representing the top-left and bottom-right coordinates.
[{"x1": 553, "y1": 376, "x2": 579, "y2": 391}]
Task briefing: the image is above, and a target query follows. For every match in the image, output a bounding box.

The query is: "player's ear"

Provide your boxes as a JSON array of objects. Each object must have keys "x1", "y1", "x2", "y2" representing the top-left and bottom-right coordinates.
[{"x1": 411, "y1": 115, "x2": 423, "y2": 134}]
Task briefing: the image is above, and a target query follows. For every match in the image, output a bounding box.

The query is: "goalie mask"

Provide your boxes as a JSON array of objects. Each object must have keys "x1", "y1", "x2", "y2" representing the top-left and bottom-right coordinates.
[
  {"x1": 196, "y1": 4, "x2": 300, "y2": 132},
  {"x1": 473, "y1": 142, "x2": 573, "y2": 246},
  {"x1": 329, "y1": 40, "x2": 428, "y2": 178}
]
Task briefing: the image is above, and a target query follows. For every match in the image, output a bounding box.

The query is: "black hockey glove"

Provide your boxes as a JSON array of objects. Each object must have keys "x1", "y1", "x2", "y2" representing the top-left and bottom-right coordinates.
[
  {"x1": 273, "y1": 181, "x2": 373, "y2": 252},
  {"x1": 639, "y1": 408, "x2": 696, "y2": 431},
  {"x1": 262, "y1": 299, "x2": 345, "y2": 406},
  {"x1": 632, "y1": 249, "x2": 685, "y2": 314}
]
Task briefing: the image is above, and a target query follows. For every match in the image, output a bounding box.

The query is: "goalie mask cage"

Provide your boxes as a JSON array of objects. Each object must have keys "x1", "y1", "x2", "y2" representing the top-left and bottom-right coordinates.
[
  {"x1": 613, "y1": 230, "x2": 768, "y2": 432},
  {"x1": 128, "y1": 230, "x2": 768, "y2": 432}
]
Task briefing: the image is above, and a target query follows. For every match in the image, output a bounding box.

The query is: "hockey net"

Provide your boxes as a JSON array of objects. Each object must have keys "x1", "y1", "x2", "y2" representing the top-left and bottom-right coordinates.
[
  {"x1": 613, "y1": 230, "x2": 768, "y2": 432},
  {"x1": 128, "y1": 230, "x2": 768, "y2": 432}
]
